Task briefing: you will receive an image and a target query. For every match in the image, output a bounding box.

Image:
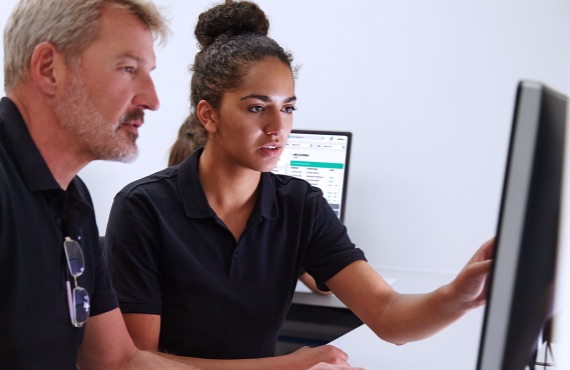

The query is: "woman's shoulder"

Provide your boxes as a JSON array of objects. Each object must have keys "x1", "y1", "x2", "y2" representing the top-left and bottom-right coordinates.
[
  {"x1": 117, "y1": 166, "x2": 179, "y2": 197},
  {"x1": 268, "y1": 172, "x2": 324, "y2": 200}
]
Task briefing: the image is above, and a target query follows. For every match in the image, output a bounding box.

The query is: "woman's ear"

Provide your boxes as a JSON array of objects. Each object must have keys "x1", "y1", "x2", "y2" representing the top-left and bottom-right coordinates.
[
  {"x1": 29, "y1": 42, "x2": 63, "y2": 96},
  {"x1": 197, "y1": 100, "x2": 218, "y2": 133}
]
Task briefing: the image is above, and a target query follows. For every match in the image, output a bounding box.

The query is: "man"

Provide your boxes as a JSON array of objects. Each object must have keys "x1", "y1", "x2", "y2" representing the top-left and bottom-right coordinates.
[
  {"x1": 0, "y1": 1, "x2": 363, "y2": 369},
  {"x1": 0, "y1": 0, "x2": 205, "y2": 368}
]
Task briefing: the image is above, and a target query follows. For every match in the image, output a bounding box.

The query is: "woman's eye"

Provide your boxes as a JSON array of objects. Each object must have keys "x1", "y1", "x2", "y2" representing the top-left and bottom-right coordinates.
[{"x1": 282, "y1": 106, "x2": 297, "y2": 114}]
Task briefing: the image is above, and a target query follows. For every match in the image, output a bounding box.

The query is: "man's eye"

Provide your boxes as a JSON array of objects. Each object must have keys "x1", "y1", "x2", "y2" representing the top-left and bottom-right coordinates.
[
  {"x1": 248, "y1": 106, "x2": 264, "y2": 113},
  {"x1": 123, "y1": 66, "x2": 135, "y2": 74}
]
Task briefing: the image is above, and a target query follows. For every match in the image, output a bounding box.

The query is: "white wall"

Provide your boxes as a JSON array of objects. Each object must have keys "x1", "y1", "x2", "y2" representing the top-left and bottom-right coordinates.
[{"x1": 2, "y1": 0, "x2": 569, "y2": 274}]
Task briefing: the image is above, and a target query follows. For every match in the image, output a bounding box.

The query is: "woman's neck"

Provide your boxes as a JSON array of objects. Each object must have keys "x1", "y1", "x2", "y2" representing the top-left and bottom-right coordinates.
[{"x1": 198, "y1": 147, "x2": 261, "y2": 241}]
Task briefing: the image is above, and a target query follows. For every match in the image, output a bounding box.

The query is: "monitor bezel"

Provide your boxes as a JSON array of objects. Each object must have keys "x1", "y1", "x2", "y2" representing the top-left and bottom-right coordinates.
[{"x1": 475, "y1": 80, "x2": 567, "y2": 370}]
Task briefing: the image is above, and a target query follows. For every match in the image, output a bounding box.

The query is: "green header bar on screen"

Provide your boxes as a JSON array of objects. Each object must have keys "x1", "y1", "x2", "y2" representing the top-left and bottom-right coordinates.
[{"x1": 290, "y1": 161, "x2": 344, "y2": 169}]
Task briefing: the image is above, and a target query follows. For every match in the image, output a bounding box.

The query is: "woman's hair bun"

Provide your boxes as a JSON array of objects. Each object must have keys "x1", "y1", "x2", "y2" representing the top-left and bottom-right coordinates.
[{"x1": 195, "y1": 1, "x2": 270, "y2": 49}]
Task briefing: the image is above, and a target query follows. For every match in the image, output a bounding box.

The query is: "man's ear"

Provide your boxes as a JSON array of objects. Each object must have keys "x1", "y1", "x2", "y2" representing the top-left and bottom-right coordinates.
[
  {"x1": 196, "y1": 100, "x2": 218, "y2": 133},
  {"x1": 29, "y1": 42, "x2": 65, "y2": 96}
]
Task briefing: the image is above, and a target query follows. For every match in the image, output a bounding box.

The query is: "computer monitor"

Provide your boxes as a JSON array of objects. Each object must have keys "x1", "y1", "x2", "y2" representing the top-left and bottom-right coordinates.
[
  {"x1": 476, "y1": 81, "x2": 567, "y2": 370},
  {"x1": 272, "y1": 130, "x2": 352, "y2": 222}
]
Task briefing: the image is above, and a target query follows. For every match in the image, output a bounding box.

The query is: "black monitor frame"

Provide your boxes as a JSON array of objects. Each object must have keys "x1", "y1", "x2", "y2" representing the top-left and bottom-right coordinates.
[{"x1": 476, "y1": 81, "x2": 567, "y2": 370}]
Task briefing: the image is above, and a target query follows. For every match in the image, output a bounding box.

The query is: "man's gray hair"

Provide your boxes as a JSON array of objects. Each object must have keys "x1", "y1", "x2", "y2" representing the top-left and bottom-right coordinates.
[{"x1": 3, "y1": 0, "x2": 169, "y2": 92}]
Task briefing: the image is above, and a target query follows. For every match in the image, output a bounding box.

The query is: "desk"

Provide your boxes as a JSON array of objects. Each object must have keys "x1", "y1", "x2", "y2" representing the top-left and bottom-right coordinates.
[
  {"x1": 292, "y1": 266, "x2": 398, "y2": 308},
  {"x1": 280, "y1": 266, "x2": 400, "y2": 353},
  {"x1": 330, "y1": 309, "x2": 483, "y2": 370},
  {"x1": 324, "y1": 267, "x2": 485, "y2": 370},
  {"x1": 292, "y1": 280, "x2": 346, "y2": 308}
]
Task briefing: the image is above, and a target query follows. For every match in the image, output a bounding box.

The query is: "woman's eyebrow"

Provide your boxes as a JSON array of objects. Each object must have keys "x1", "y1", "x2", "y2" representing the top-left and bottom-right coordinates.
[{"x1": 240, "y1": 94, "x2": 297, "y2": 103}]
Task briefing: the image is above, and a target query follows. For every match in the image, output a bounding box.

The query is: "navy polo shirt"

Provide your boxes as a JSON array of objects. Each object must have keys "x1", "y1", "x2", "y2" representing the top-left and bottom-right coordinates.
[
  {"x1": 106, "y1": 147, "x2": 366, "y2": 359},
  {"x1": 0, "y1": 97, "x2": 119, "y2": 369}
]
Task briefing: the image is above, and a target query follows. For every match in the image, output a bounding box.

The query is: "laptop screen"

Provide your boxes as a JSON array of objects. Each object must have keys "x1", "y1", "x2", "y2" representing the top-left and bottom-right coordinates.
[{"x1": 272, "y1": 130, "x2": 352, "y2": 222}]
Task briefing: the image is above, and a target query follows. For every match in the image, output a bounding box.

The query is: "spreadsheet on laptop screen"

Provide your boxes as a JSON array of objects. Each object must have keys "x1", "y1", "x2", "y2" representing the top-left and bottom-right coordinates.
[{"x1": 272, "y1": 130, "x2": 352, "y2": 222}]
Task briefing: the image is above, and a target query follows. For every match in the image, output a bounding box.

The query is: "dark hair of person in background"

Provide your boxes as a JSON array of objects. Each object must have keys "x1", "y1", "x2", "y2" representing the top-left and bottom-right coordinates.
[{"x1": 167, "y1": 115, "x2": 204, "y2": 167}]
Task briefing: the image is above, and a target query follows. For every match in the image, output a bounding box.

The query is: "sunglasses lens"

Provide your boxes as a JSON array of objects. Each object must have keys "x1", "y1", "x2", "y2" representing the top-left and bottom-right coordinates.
[
  {"x1": 64, "y1": 239, "x2": 85, "y2": 277},
  {"x1": 72, "y1": 286, "x2": 90, "y2": 327}
]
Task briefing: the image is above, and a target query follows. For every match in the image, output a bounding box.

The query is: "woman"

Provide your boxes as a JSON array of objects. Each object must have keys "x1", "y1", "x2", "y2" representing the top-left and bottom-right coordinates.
[
  {"x1": 168, "y1": 114, "x2": 330, "y2": 297},
  {"x1": 105, "y1": 1, "x2": 493, "y2": 369}
]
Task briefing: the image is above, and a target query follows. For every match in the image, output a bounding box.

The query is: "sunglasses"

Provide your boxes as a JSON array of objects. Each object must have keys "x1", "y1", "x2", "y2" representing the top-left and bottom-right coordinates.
[{"x1": 64, "y1": 237, "x2": 90, "y2": 327}]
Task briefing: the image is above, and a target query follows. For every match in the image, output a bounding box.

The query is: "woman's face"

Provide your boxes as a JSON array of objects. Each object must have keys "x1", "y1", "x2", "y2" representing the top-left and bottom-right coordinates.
[{"x1": 208, "y1": 57, "x2": 296, "y2": 173}]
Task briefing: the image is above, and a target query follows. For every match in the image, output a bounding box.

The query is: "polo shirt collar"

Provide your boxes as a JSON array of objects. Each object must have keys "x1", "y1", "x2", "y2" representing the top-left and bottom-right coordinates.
[
  {"x1": 177, "y1": 147, "x2": 278, "y2": 220},
  {"x1": 0, "y1": 97, "x2": 60, "y2": 192},
  {"x1": 257, "y1": 172, "x2": 278, "y2": 220},
  {"x1": 177, "y1": 147, "x2": 213, "y2": 219}
]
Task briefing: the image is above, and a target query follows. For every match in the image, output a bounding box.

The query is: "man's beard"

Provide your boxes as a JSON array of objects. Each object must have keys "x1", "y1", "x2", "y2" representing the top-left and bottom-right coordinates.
[{"x1": 54, "y1": 73, "x2": 142, "y2": 163}]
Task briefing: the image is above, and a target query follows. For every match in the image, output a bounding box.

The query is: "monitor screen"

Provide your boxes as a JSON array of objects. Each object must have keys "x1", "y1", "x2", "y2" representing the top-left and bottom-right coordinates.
[
  {"x1": 272, "y1": 130, "x2": 352, "y2": 222},
  {"x1": 476, "y1": 81, "x2": 567, "y2": 370}
]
